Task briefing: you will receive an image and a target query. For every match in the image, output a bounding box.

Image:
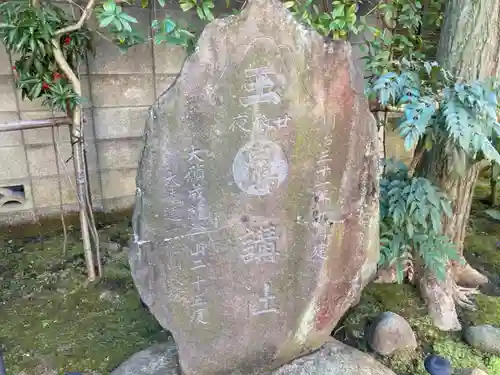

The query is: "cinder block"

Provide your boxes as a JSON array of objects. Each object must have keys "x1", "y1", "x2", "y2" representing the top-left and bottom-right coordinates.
[
  {"x1": 87, "y1": 170, "x2": 103, "y2": 203},
  {"x1": 84, "y1": 137, "x2": 99, "y2": 172},
  {"x1": 88, "y1": 8, "x2": 153, "y2": 74},
  {"x1": 100, "y1": 168, "x2": 137, "y2": 199},
  {"x1": 17, "y1": 91, "x2": 45, "y2": 112},
  {"x1": 0, "y1": 46, "x2": 12, "y2": 75},
  {"x1": 0, "y1": 112, "x2": 23, "y2": 147},
  {"x1": 0, "y1": 75, "x2": 17, "y2": 112},
  {"x1": 97, "y1": 138, "x2": 144, "y2": 170},
  {"x1": 153, "y1": 43, "x2": 186, "y2": 76},
  {"x1": 0, "y1": 146, "x2": 29, "y2": 180},
  {"x1": 155, "y1": 75, "x2": 176, "y2": 96},
  {"x1": 21, "y1": 111, "x2": 71, "y2": 145},
  {"x1": 0, "y1": 178, "x2": 34, "y2": 213},
  {"x1": 31, "y1": 170, "x2": 103, "y2": 209},
  {"x1": 93, "y1": 107, "x2": 148, "y2": 140},
  {"x1": 0, "y1": 209, "x2": 36, "y2": 224},
  {"x1": 27, "y1": 143, "x2": 74, "y2": 177},
  {"x1": 90, "y1": 75, "x2": 155, "y2": 107},
  {"x1": 82, "y1": 108, "x2": 95, "y2": 139},
  {"x1": 80, "y1": 75, "x2": 92, "y2": 109},
  {"x1": 36, "y1": 203, "x2": 80, "y2": 217},
  {"x1": 31, "y1": 174, "x2": 78, "y2": 207},
  {"x1": 102, "y1": 195, "x2": 136, "y2": 211}
]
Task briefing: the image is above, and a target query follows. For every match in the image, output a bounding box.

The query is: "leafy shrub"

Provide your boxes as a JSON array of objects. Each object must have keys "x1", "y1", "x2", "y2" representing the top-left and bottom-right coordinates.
[
  {"x1": 379, "y1": 159, "x2": 460, "y2": 282},
  {"x1": 369, "y1": 62, "x2": 500, "y2": 168}
]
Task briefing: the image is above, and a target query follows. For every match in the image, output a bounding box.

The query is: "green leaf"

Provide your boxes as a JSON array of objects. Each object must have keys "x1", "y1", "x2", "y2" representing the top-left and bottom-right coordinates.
[
  {"x1": 99, "y1": 15, "x2": 116, "y2": 28},
  {"x1": 180, "y1": 2, "x2": 195, "y2": 12},
  {"x1": 112, "y1": 18, "x2": 123, "y2": 31},
  {"x1": 196, "y1": 6, "x2": 204, "y2": 20},
  {"x1": 157, "y1": 0, "x2": 166, "y2": 7},
  {"x1": 33, "y1": 82, "x2": 42, "y2": 98},
  {"x1": 121, "y1": 19, "x2": 132, "y2": 32},
  {"x1": 163, "y1": 19, "x2": 176, "y2": 33},
  {"x1": 203, "y1": 2, "x2": 214, "y2": 20},
  {"x1": 103, "y1": 1, "x2": 116, "y2": 13},
  {"x1": 120, "y1": 13, "x2": 138, "y2": 24}
]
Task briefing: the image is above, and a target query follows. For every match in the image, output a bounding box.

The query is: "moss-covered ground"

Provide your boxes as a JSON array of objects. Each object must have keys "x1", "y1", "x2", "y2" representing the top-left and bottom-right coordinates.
[
  {"x1": 0, "y1": 211, "x2": 169, "y2": 374},
  {"x1": 1, "y1": 176, "x2": 499, "y2": 374}
]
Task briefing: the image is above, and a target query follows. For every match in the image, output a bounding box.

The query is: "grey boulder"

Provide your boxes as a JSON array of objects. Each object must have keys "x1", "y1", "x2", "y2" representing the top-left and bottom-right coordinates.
[
  {"x1": 111, "y1": 339, "x2": 396, "y2": 375},
  {"x1": 367, "y1": 311, "x2": 417, "y2": 356},
  {"x1": 110, "y1": 341, "x2": 180, "y2": 375},
  {"x1": 464, "y1": 325, "x2": 500, "y2": 354}
]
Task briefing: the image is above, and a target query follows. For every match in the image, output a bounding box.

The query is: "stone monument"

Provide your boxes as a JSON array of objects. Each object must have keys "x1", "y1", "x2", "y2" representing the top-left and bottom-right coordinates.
[{"x1": 129, "y1": 0, "x2": 380, "y2": 374}]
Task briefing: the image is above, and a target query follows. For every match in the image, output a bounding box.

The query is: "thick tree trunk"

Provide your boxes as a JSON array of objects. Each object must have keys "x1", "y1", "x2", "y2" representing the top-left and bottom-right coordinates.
[{"x1": 414, "y1": 0, "x2": 500, "y2": 330}]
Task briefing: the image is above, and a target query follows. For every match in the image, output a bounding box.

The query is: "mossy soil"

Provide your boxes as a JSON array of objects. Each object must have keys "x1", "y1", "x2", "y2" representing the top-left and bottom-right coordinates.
[
  {"x1": 1, "y1": 180, "x2": 499, "y2": 375},
  {"x1": 0, "y1": 211, "x2": 169, "y2": 374}
]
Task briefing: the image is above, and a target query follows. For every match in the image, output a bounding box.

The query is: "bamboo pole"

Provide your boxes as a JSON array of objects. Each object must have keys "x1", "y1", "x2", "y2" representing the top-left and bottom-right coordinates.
[{"x1": 0, "y1": 117, "x2": 72, "y2": 132}]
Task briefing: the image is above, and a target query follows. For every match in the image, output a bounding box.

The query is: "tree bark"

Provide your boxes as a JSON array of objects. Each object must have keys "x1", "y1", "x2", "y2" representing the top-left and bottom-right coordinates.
[{"x1": 414, "y1": 0, "x2": 500, "y2": 330}]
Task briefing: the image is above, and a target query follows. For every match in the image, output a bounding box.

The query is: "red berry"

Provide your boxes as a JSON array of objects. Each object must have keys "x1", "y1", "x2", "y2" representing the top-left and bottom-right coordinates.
[
  {"x1": 64, "y1": 36, "x2": 71, "y2": 45},
  {"x1": 12, "y1": 66, "x2": 16, "y2": 70},
  {"x1": 42, "y1": 82, "x2": 50, "y2": 90},
  {"x1": 53, "y1": 72, "x2": 62, "y2": 80}
]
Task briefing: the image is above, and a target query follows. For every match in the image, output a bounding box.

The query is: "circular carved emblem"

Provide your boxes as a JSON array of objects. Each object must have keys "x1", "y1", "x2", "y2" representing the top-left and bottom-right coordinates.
[{"x1": 232, "y1": 140, "x2": 288, "y2": 196}]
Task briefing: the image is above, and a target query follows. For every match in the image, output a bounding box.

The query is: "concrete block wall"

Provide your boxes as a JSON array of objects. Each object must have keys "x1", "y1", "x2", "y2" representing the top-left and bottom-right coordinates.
[{"x1": 0, "y1": 1, "x2": 204, "y2": 223}]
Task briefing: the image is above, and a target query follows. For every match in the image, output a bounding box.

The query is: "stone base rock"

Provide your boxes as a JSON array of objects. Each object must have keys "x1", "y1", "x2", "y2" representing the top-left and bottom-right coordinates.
[
  {"x1": 110, "y1": 341, "x2": 180, "y2": 375},
  {"x1": 111, "y1": 339, "x2": 396, "y2": 375}
]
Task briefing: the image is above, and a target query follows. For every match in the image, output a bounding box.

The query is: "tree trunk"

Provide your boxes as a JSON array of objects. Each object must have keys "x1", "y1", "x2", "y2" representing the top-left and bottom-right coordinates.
[
  {"x1": 490, "y1": 165, "x2": 499, "y2": 206},
  {"x1": 414, "y1": 0, "x2": 500, "y2": 330}
]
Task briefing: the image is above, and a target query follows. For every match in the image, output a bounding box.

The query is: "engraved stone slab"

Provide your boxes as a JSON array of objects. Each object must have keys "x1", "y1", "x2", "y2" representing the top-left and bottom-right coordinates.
[{"x1": 129, "y1": 0, "x2": 380, "y2": 374}]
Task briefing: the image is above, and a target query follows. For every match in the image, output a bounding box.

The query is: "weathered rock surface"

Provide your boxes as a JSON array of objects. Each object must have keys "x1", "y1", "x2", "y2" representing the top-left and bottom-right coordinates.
[
  {"x1": 464, "y1": 325, "x2": 500, "y2": 354},
  {"x1": 367, "y1": 311, "x2": 417, "y2": 356},
  {"x1": 111, "y1": 339, "x2": 396, "y2": 375},
  {"x1": 129, "y1": 0, "x2": 379, "y2": 374},
  {"x1": 270, "y1": 339, "x2": 396, "y2": 375},
  {"x1": 110, "y1": 341, "x2": 179, "y2": 375}
]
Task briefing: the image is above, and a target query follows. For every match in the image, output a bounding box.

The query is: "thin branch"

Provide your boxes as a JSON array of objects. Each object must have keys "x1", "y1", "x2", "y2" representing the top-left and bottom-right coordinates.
[
  {"x1": 55, "y1": 0, "x2": 96, "y2": 36},
  {"x1": 52, "y1": 37, "x2": 98, "y2": 281},
  {"x1": 51, "y1": 126, "x2": 69, "y2": 257}
]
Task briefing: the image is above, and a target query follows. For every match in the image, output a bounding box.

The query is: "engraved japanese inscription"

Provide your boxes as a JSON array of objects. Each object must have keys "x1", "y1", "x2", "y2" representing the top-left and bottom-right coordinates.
[
  {"x1": 232, "y1": 140, "x2": 288, "y2": 196},
  {"x1": 231, "y1": 66, "x2": 290, "y2": 197},
  {"x1": 130, "y1": 1, "x2": 379, "y2": 375}
]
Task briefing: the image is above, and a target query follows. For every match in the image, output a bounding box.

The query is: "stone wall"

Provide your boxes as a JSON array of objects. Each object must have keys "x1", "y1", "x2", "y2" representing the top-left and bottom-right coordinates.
[{"x1": 0, "y1": 2, "x2": 412, "y2": 223}]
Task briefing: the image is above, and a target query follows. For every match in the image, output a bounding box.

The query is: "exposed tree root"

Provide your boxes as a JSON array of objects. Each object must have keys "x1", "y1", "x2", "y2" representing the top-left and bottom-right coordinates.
[
  {"x1": 453, "y1": 283, "x2": 479, "y2": 310},
  {"x1": 418, "y1": 266, "x2": 480, "y2": 331},
  {"x1": 419, "y1": 270, "x2": 462, "y2": 331},
  {"x1": 452, "y1": 262, "x2": 489, "y2": 288}
]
